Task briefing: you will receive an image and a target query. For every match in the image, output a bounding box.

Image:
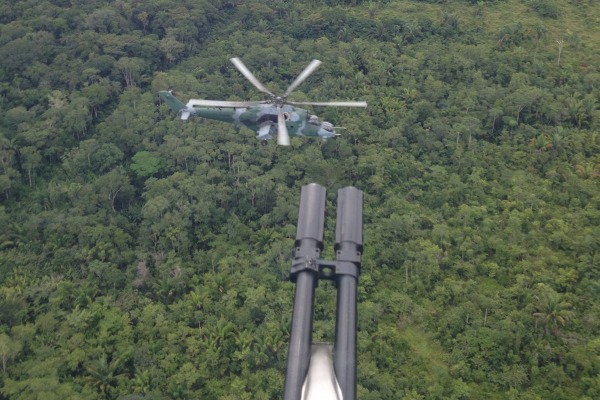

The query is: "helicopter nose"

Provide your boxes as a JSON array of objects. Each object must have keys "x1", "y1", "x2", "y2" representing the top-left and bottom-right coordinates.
[
  {"x1": 319, "y1": 122, "x2": 339, "y2": 139},
  {"x1": 322, "y1": 121, "x2": 334, "y2": 131}
]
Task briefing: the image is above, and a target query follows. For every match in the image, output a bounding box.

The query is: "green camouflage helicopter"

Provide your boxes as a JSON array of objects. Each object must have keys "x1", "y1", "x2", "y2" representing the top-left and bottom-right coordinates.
[{"x1": 159, "y1": 58, "x2": 367, "y2": 146}]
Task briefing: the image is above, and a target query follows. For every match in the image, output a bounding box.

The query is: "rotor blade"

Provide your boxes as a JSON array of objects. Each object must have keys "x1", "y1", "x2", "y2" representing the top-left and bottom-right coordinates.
[
  {"x1": 277, "y1": 106, "x2": 290, "y2": 146},
  {"x1": 288, "y1": 100, "x2": 368, "y2": 108},
  {"x1": 187, "y1": 99, "x2": 264, "y2": 108},
  {"x1": 230, "y1": 57, "x2": 274, "y2": 96},
  {"x1": 284, "y1": 60, "x2": 322, "y2": 97}
]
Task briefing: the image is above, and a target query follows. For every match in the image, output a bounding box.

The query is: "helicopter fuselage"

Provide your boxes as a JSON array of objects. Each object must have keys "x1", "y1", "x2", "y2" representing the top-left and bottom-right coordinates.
[
  {"x1": 196, "y1": 105, "x2": 336, "y2": 140},
  {"x1": 159, "y1": 91, "x2": 338, "y2": 142}
]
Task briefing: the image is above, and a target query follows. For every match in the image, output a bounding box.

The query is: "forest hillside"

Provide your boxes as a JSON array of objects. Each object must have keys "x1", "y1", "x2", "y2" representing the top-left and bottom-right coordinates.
[{"x1": 1, "y1": 0, "x2": 599, "y2": 399}]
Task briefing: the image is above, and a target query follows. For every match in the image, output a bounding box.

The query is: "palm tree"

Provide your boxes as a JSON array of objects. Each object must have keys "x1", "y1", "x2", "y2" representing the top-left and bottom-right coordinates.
[
  {"x1": 532, "y1": 285, "x2": 575, "y2": 336},
  {"x1": 84, "y1": 354, "x2": 126, "y2": 398},
  {"x1": 131, "y1": 368, "x2": 153, "y2": 394}
]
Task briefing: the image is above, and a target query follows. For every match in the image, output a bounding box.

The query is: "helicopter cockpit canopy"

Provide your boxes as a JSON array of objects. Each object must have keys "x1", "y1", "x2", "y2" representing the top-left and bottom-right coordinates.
[{"x1": 321, "y1": 121, "x2": 334, "y2": 132}]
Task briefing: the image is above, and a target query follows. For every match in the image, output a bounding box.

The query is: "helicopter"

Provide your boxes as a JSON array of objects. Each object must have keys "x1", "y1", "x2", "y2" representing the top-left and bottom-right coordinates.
[{"x1": 158, "y1": 58, "x2": 367, "y2": 146}]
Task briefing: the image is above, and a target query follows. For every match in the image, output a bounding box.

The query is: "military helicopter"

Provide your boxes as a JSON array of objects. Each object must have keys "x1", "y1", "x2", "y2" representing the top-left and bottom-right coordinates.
[{"x1": 158, "y1": 58, "x2": 367, "y2": 146}]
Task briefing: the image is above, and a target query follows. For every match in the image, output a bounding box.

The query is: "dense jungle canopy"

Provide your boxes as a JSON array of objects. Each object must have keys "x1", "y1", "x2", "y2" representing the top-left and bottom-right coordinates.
[{"x1": 1, "y1": 0, "x2": 599, "y2": 399}]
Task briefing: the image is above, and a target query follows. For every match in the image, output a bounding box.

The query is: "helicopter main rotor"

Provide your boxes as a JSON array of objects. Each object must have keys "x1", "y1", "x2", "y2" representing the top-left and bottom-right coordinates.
[{"x1": 228, "y1": 57, "x2": 367, "y2": 146}]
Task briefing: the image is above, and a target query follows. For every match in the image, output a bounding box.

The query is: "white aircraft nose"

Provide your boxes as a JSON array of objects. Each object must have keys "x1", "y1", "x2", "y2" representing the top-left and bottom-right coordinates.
[{"x1": 301, "y1": 344, "x2": 343, "y2": 400}]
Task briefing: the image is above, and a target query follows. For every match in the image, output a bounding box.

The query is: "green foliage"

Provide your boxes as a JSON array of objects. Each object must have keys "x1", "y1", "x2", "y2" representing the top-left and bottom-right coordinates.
[
  {"x1": 529, "y1": 0, "x2": 560, "y2": 19},
  {"x1": 0, "y1": 0, "x2": 599, "y2": 398},
  {"x1": 130, "y1": 151, "x2": 164, "y2": 178}
]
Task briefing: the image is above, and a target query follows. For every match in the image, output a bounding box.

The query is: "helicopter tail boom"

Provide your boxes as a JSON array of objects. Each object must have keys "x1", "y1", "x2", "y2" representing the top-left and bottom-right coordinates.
[{"x1": 159, "y1": 91, "x2": 192, "y2": 119}]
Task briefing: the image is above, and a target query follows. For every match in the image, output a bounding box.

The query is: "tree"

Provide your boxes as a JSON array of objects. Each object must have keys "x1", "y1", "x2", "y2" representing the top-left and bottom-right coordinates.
[
  {"x1": 18, "y1": 146, "x2": 41, "y2": 186},
  {"x1": 0, "y1": 333, "x2": 22, "y2": 373},
  {"x1": 94, "y1": 167, "x2": 134, "y2": 213},
  {"x1": 84, "y1": 354, "x2": 127, "y2": 398},
  {"x1": 116, "y1": 57, "x2": 147, "y2": 88},
  {"x1": 532, "y1": 284, "x2": 575, "y2": 336},
  {"x1": 130, "y1": 151, "x2": 164, "y2": 178}
]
